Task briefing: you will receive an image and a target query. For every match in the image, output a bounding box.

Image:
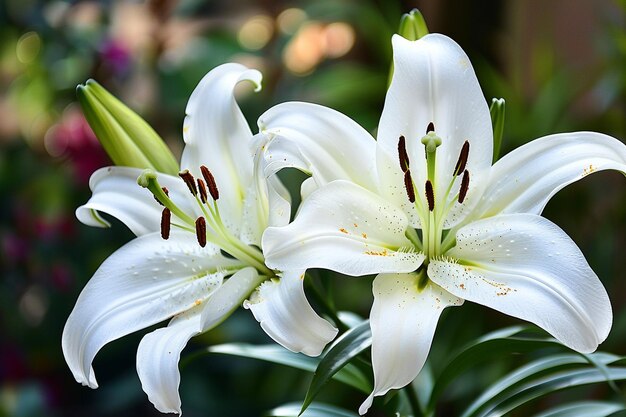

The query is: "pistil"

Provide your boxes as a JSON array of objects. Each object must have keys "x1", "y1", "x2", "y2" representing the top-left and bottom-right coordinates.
[
  {"x1": 420, "y1": 125, "x2": 442, "y2": 259},
  {"x1": 138, "y1": 170, "x2": 195, "y2": 225}
]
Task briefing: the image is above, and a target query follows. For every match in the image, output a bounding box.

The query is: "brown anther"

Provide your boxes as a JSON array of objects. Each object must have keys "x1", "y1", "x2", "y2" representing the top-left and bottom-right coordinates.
[
  {"x1": 426, "y1": 122, "x2": 435, "y2": 134},
  {"x1": 403, "y1": 170, "x2": 416, "y2": 203},
  {"x1": 201, "y1": 165, "x2": 219, "y2": 200},
  {"x1": 453, "y1": 141, "x2": 470, "y2": 176},
  {"x1": 458, "y1": 170, "x2": 470, "y2": 204},
  {"x1": 179, "y1": 170, "x2": 198, "y2": 196},
  {"x1": 195, "y1": 217, "x2": 207, "y2": 247},
  {"x1": 398, "y1": 135, "x2": 410, "y2": 173},
  {"x1": 425, "y1": 180, "x2": 435, "y2": 211},
  {"x1": 160, "y1": 208, "x2": 171, "y2": 240},
  {"x1": 197, "y1": 179, "x2": 208, "y2": 204}
]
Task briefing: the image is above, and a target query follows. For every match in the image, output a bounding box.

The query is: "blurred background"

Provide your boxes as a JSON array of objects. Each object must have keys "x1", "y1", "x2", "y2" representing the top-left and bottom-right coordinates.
[{"x1": 0, "y1": 0, "x2": 624, "y2": 416}]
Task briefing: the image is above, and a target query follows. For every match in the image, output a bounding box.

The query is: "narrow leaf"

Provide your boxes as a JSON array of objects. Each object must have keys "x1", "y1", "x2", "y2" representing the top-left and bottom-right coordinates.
[
  {"x1": 300, "y1": 321, "x2": 372, "y2": 414},
  {"x1": 532, "y1": 401, "x2": 625, "y2": 417},
  {"x1": 207, "y1": 344, "x2": 370, "y2": 393},
  {"x1": 462, "y1": 353, "x2": 625, "y2": 417},
  {"x1": 461, "y1": 353, "x2": 618, "y2": 417},
  {"x1": 266, "y1": 402, "x2": 359, "y2": 417},
  {"x1": 428, "y1": 325, "x2": 562, "y2": 411}
]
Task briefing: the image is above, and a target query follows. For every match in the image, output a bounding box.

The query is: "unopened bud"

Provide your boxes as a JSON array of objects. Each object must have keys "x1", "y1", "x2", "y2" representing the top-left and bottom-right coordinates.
[
  {"x1": 398, "y1": 8, "x2": 429, "y2": 41},
  {"x1": 76, "y1": 79, "x2": 179, "y2": 174}
]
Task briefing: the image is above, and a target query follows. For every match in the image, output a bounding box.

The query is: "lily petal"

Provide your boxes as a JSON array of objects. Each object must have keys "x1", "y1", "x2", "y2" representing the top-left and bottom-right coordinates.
[
  {"x1": 240, "y1": 133, "x2": 293, "y2": 247},
  {"x1": 136, "y1": 307, "x2": 202, "y2": 415},
  {"x1": 429, "y1": 213, "x2": 612, "y2": 353},
  {"x1": 201, "y1": 267, "x2": 265, "y2": 330},
  {"x1": 244, "y1": 270, "x2": 338, "y2": 356},
  {"x1": 263, "y1": 180, "x2": 425, "y2": 276},
  {"x1": 377, "y1": 34, "x2": 492, "y2": 227},
  {"x1": 76, "y1": 167, "x2": 196, "y2": 236},
  {"x1": 471, "y1": 132, "x2": 626, "y2": 219},
  {"x1": 359, "y1": 274, "x2": 461, "y2": 415},
  {"x1": 181, "y1": 63, "x2": 262, "y2": 236},
  {"x1": 257, "y1": 102, "x2": 378, "y2": 193},
  {"x1": 137, "y1": 267, "x2": 263, "y2": 415},
  {"x1": 62, "y1": 231, "x2": 243, "y2": 388}
]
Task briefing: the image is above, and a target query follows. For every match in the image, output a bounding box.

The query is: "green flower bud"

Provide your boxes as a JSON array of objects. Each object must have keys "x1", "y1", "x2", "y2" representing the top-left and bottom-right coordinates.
[
  {"x1": 398, "y1": 8, "x2": 429, "y2": 41},
  {"x1": 389, "y1": 9, "x2": 430, "y2": 87},
  {"x1": 76, "y1": 80, "x2": 179, "y2": 175},
  {"x1": 490, "y1": 98, "x2": 506, "y2": 163}
]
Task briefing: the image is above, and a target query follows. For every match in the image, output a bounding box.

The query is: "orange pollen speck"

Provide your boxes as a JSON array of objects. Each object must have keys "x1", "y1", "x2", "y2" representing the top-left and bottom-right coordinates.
[
  {"x1": 339, "y1": 228, "x2": 348, "y2": 234},
  {"x1": 365, "y1": 249, "x2": 389, "y2": 256},
  {"x1": 362, "y1": 233, "x2": 367, "y2": 239}
]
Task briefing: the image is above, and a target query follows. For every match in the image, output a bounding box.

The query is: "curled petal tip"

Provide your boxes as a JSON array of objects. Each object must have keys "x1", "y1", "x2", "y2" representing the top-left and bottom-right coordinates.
[{"x1": 358, "y1": 394, "x2": 374, "y2": 415}]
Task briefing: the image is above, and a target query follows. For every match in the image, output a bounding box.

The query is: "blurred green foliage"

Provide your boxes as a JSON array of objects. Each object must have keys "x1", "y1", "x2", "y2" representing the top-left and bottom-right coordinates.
[{"x1": 0, "y1": 0, "x2": 624, "y2": 416}]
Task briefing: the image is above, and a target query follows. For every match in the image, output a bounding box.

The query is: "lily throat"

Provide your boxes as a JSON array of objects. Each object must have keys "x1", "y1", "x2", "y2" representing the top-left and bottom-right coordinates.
[
  {"x1": 137, "y1": 167, "x2": 271, "y2": 276},
  {"x1": 399, "y1": 123, "x2": 471, "y2": 262}
]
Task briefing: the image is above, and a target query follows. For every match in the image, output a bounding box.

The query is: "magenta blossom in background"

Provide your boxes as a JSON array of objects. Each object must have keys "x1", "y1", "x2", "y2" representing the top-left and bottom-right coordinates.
[
  {"x1": 46, "y1": 108, "x2": 109, "y2": 184},
  {"x1": 100, "y1": 39, "x2": 132, "y2": 76}
]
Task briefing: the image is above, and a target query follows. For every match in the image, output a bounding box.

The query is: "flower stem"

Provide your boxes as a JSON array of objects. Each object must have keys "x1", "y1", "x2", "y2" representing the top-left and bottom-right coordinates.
[{"x1": 404, "y1": 383, "x2": 425, "y2": 417}]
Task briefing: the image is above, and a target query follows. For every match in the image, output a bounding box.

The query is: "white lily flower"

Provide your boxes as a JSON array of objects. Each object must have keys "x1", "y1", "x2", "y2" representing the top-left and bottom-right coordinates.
[
  {"x1": 63, "y1": 63, "x2": 337, "y2": 415},
  {"x1": 258, "y1": 34, "x2": 626, "y2": 414}
]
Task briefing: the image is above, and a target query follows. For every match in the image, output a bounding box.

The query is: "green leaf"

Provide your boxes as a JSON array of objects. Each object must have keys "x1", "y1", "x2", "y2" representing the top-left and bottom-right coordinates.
[
  {"x1": 532, "y1": 401, "x2": 626, "y2": 417},
  {"x1": 427, "y1": 325, "x2": 562, "y2": 412},
  {"x1": 300, "y1": 321, "x2": 372, "y2": 414},
  {"x1": 207, "y1": 344, "x2": 370, "y2": 393},
  {"x1": 266, "y1": 402, "x2": 359, "y2": 417},
  {"x1": 490, "y1": 97, "x2": 505, "y2": 163},
  {"x1": 462, "y1": 353, "x2": 626, "y2": 417}
]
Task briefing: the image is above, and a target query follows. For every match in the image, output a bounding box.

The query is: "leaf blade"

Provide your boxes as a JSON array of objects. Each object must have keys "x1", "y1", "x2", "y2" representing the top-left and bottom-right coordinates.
[{"x1": 300, "y1": 321, "x2": 372, "y2": 414}]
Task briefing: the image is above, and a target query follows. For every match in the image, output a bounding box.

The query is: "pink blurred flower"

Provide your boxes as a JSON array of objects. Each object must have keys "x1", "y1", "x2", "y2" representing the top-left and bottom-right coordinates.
[{"x1": 45, "y1": 107, "x2": 109, "y2": 184}]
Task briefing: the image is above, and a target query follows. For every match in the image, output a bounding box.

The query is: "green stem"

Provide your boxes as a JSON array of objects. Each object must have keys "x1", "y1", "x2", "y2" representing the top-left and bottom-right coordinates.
[{"x1": 404, "y1": 383, "x2": 425, "y2": 417}]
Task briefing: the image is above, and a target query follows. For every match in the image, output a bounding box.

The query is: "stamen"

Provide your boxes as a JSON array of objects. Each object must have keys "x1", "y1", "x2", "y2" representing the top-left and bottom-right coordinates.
[
  {"x1": 458, "y1": 170, "x2": 470, "y2": 204},
  {"x1": 197, "y1": 179, "x2": 208, "y2": 204},
  {"x1": 398, "y1": 135, "x2": 410, "y2": 172},
  {"x1": 453, "y1": 141, "x2": 470, "y2": 176},
  {"x1": 179, "y1": 170, "x2": 198, "y2": 196},
  {"x1": 195, "y1": 216, "x2": 207, "y2": 247},
  {"x1": 425, "y1": 180, "x2": 435, "y2": 211},
  {"x1": 161, "y1": 208, "x2": 171, "y2": 239},
  {"x1": 427, "y1": 122, "x2": 435, "y2": 134},
  {"x1": 404, "y1": 170, "x2": 416, "y2": 203},
  {"x1": 153, "y1": 186, "x2": 169, "y2": 206},
  {"x1": 137, "y1": 169, "x2": 195, "y2": 225},
  {"x1": 201, "y1": 165, "x2": 219, "y2": 200}
]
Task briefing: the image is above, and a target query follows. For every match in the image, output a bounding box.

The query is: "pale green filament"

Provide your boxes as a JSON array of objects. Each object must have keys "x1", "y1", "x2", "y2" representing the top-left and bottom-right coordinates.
[
  {"x1": 409, "y1": 130, "x2": 468, "y2": 263},
  {"x1": 138, "y1": 169, "x2": 272, "y2": 276}
]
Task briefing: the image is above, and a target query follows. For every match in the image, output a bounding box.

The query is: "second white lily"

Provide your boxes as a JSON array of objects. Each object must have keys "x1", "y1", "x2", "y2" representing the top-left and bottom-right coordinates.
[{"x1": 258, "y1": 34, "x2": 626, "y2": 414}]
